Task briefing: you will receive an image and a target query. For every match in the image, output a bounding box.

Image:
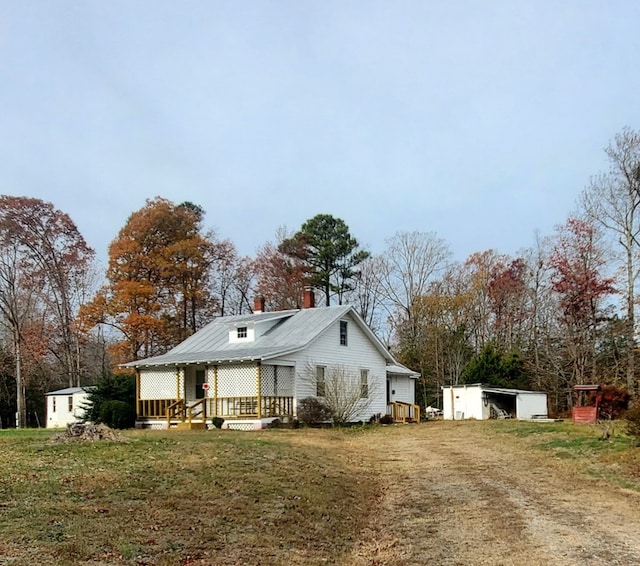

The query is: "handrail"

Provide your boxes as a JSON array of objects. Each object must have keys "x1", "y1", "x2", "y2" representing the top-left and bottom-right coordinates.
[
  {"x1": 187, "y1": 398, "x2": 207, "y2": 425},
  {"x1": 389, "y1": 401, "x2": 421, "y2": 424},
  {"x1": 166, "y1": 399, "x2": 186, "y2": 427}
]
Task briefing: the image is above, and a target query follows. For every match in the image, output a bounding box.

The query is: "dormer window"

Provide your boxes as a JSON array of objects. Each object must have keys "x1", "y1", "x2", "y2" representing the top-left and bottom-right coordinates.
[{"x1": 237, "y1": 327, "x2": 248, "y2": 339}]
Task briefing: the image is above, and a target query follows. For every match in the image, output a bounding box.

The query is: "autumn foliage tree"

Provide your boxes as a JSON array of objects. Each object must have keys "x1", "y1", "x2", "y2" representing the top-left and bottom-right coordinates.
[
  {"x1": 0, "y1": 196, "x2": 94, "y2": 427},
  {"x1": 252, "y1": 227, "x2": 306, "y2": 311},
  {"x1": 81, "y1": 198, "x2": 217, "y2": 365},
  {"x1": 549, "y1": 218, "x2": 615, "y2": 388}
]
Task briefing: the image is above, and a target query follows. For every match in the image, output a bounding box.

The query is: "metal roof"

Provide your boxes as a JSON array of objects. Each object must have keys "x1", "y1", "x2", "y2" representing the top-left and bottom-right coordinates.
[
  {"x1": 125, "y1": 305, "x2": 407, "y2": 369},
  {"x1": 45, "y1": 387, "x2": 94, "y2": 396},
  {"x1": 442, "y1": 383, "x2": 545, "y2": 395},
  {"x1": 386, "y1": 363, "x2": 420, "y2": 378}
]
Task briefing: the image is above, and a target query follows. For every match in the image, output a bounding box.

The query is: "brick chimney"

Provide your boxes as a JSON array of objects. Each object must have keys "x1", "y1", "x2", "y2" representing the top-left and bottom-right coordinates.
[
  {"x1": 303, "y1": 287, "x2": 315, "y2": 309},
  {"x1": 253, "y1": 295, "x2": 266, "y2": 313}
]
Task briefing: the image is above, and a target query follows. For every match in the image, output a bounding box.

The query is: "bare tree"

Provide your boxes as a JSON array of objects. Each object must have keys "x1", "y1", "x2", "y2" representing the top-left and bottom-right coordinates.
[
  {"x1": 0, "y1": 241, "x2": 42, "y2": 427},
  {"x1": 581, "y1": 128, "x2": 640, "y2": 395},
  {"x1": 343, "y1": 255, "x2": 387, "y2": 334},
  {"x1": 378, "y1": 231, "x2": 451, "y2": 339},
  {"x1": 303, "y1": 363, "x2": 378, "y2": 425}
]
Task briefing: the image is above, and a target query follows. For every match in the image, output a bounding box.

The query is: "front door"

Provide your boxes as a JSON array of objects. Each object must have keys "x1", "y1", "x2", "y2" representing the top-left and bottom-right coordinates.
[{"x1": 195, "y1": 369, "x2": 206, "y2": 399}]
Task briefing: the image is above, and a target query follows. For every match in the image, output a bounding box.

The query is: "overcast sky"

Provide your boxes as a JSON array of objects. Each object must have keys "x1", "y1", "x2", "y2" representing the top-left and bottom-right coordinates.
[{"x1": 1, "y1": 1, "x2": 639, "y2": 267}]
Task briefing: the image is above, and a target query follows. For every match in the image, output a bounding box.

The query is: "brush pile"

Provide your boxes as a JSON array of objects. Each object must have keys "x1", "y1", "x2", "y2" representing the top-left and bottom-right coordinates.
[{"x1": 50, "y1": 422, "x2": 128, "y2": 443}]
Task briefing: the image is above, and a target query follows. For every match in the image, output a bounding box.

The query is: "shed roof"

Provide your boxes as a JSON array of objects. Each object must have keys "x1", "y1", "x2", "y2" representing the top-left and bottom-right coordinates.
[
  {"x1": 45, "y1": 387, "x2": 93, "y2": 396},
  {"x1": 442, "y1": 383, "x2": 546, "y2": 396}
]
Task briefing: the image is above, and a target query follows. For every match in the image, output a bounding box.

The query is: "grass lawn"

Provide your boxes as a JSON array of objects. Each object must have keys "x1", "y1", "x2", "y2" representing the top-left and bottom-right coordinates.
[
  {"x1": 0, "y1": 427, "x2": 378, "y2": 566},
  {"x1": 1, "y1": 421, "x2": 639, "y2": 565}
]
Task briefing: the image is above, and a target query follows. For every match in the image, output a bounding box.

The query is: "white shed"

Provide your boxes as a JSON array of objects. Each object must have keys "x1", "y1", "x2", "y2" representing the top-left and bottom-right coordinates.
[
  {"x1": 442, "y1": 384, "x2": 548, "y2": 420},
  {"x1": 45, "y1": 387, "x2": 92, "y2": 428}
]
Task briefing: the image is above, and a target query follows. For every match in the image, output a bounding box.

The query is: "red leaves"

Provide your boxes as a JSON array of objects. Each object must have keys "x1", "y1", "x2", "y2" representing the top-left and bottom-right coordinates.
[{"x1": 549, "y1": 218, "x2": 615, "y2": 325}]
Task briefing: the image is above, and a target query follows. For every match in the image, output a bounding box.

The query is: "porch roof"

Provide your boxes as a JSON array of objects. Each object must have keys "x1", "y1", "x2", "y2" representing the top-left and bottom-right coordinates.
[{"x1": 386, "y1": 363, "x2": 420, "y2": 379}]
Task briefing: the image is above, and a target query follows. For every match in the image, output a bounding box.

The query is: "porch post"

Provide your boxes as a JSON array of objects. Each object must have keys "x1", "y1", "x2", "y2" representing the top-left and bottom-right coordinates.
[
  {"x1": 256, "y1": 362, "x2": 262, "y2": 419},
  {"x1": 176, "y1": 367, "x2": 184, "y2": 400},
  {"x1": 135, "y1": 368, "x2": 141, "y2": 418},
  {"x1": 213, "y1": 365, "x2": 218, "y2": 417}
]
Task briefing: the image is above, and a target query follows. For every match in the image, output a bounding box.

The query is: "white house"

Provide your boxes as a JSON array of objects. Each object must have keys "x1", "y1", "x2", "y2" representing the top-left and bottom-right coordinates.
[
  {"x1": 125, "y1": 293, "x2": 420, "y2": 430},
  {"x1": 442, "y1": 384, "x2": 548, "y2": 421},
  {"x1": 45, "y1": 387, "x2": 91, "y2": 428}
]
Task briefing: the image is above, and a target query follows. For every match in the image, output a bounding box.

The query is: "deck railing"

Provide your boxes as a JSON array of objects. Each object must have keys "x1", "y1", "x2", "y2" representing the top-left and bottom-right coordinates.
[
  {"x1": 138, "y1": 396, "x2": 294, "y2": 421},
  {"x1": 388, "y1": 401, "x2": 421, "y2": 423}
]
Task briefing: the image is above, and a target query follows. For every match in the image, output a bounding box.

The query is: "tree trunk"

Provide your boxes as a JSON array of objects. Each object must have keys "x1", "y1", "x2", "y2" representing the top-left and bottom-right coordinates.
[
  {"x1": 626, "y1": 243, "x2": 636, "y2": 396},
  {"x1": 15, "y1": 332, "x2": 26, "y2": 428}
]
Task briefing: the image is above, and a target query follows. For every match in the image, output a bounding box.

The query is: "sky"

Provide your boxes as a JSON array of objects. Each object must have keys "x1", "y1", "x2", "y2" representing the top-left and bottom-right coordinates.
[{"x1": 1, "y1": 1, "x2": 639, "y2": 269}]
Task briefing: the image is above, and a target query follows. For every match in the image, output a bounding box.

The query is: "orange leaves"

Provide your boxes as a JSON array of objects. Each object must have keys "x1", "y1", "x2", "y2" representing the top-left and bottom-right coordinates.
[{"x1": 87, "y1": 197, "x2": 218, "y2": 363}]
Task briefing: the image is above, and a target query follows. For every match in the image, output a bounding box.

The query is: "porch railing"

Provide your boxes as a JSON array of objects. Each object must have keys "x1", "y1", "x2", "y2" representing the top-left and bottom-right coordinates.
[
  {"x1": 388, "y1": 401, "x2": 421, "y2": 423},
  {"x1": 138, "y1": 396, "x2": 294, "y2": 421},
  {"x1": 138, "y1": 398, "x2": 176, "y2": 419}
]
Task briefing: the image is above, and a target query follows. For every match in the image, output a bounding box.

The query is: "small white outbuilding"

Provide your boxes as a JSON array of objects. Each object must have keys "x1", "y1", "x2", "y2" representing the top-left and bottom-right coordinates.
[
  {"x1": 442, "y1": 383, "x2": 548, "y2": 421},
  {"x1": 45, "y1": 387, "x2": 92, "y2": 428}
]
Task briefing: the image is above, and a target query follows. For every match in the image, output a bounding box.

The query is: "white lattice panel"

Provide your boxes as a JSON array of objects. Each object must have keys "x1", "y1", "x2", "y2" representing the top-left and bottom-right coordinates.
[
  {"x1": 260, "y1": 365, "x2": 294, "y2": 396},
  {"x1": 261, "y1": 365, "x2": 275, "y2": 395},
  {"x1": 226, "y1": 422, "x2": 255, "y2": 431},
  {"x1": 217, "y1": 364, "x2": 258, "y2": 396},
  {"x1": 140, "y1": 368, "x2": 179, "y2": 399}
]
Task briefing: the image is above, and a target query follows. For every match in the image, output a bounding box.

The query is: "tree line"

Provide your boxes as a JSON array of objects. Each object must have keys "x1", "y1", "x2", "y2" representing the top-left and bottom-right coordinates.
[{"x1": 1, "y1": 128, "x2": 639, "y2": 426}]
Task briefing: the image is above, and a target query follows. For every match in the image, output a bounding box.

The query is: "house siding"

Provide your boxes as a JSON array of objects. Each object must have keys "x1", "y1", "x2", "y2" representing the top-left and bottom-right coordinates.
[
  {"x1": 388, "y1": 375, "x2": 415, "y2": 405},
  {"x1": 46, "y1": 391, "x2": 90, "y2": 428},
  {"x1": 275, "y1": 312, "x2": 387, "y2": 421}
]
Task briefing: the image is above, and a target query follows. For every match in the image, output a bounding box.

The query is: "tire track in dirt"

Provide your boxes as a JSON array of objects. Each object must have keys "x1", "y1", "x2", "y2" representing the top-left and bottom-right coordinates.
[{"x1": 349, "y1": 423, "x2": 640, "y2": 566}]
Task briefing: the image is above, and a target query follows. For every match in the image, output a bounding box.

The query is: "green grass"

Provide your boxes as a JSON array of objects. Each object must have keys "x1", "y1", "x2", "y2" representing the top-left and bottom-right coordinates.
[
  {"x1": 485, "y1": 419, "x2": 640, "y2": 490},
  {"x1": 3, "y1": 421, "x2": 640, "y2": 565},
  {"x1": 0, "y1": 428, "x2": 377, "y2": 565}
]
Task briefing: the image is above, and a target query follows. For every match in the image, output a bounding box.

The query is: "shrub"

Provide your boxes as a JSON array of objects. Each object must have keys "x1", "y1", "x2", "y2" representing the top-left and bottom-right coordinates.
[
  {"x1": 84, "y1": 374, "x2": 136, "y2": 424},
  {"x1": 297, "y1": 397, "x2": 332, "y2": 425},
  {"x1": 211, "y1": 417, "x2": 225, "y2": 429},
  {"x1": 379, "y1": 414, "x2": 395, "y2": 425},
  {"x1": 99, "y1": 400, "x2": 136, "y2": 429},
  {"x1": 599, "y1": 384, "x2": 630, "y2": 420},
  {"x1": 625, "y1": 403, "x2": 640, "y2": 445}
]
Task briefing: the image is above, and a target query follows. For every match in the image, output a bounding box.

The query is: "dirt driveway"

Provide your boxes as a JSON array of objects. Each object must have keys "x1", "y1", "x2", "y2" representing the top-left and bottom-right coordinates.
[{"x1": 346, "y1": 421, "x2": 640, "y2": 566}]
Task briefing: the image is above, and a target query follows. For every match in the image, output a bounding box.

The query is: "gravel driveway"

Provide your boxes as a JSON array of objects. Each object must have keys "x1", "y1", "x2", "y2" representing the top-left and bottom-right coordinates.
[{"x1": 348, "y1": 422, "x2": 640, "y2": 566}]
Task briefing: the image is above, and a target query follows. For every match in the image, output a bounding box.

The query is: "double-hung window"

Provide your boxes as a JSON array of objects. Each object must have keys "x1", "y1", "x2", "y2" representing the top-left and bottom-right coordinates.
[
  {"x1": 360, "y1": 369, "x2": 369, "y2": 398},
  {"x1": 339, "y1": 321, "x2": 348, "y2": 346},
  {"x1": 316, "y1": 366, "x2": 326, "y2": 397}
]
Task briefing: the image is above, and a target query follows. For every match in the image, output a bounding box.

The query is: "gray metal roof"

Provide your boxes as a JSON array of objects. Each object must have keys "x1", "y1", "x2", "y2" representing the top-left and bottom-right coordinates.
[
  {"x1": 125, "y1": 305, "x2": 404, "y2": 368},
  {"x1": 45, "y1": 387, "x2": 94, "y2": 396},
  {"x1": 386, "y1": 363, "x2": 420, "y2": 378},
  {"x1": 443, "y1": 383, "x2": 545, "y2": 395}
]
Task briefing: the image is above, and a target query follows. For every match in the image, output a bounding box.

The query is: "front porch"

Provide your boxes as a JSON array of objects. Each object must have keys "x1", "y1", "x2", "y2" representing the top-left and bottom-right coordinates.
[
  {"x1": 137, "y1": 395, "x2": 295, "y2": 429},
  {"x1": 137, "y1": 397, "x2": 420, "y2": 428}
]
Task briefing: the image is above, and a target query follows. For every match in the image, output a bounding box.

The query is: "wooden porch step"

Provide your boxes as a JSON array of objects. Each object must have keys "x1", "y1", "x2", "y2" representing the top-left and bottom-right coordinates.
[{"x1": 174, "y1": 422, "x2": 207, "y2": 430}]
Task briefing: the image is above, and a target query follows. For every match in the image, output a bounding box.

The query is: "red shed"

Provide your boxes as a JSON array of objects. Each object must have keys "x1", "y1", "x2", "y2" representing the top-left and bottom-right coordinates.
[{"x1": 572, "y1": 385, "x2": 601, "y2": 424}]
